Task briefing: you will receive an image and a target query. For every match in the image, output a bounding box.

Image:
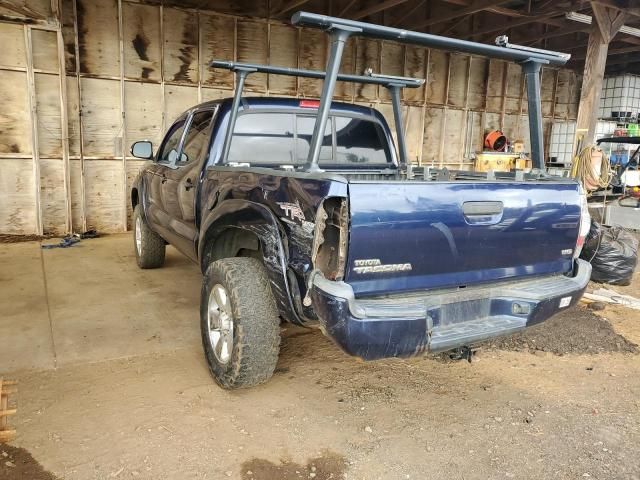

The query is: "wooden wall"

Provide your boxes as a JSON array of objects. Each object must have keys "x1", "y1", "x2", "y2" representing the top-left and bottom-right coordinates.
[{"x1": 0, "y1": 0, "x2": 582, "y2": 235}]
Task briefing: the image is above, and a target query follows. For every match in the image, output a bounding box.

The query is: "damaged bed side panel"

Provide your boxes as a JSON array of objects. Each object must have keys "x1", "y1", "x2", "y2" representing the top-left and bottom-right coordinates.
[{"x1": 198, "y1": 169, "x2": 348, "y2": 325}]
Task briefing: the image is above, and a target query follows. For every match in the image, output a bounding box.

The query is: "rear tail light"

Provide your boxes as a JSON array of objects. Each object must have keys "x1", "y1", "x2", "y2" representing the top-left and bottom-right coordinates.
[
  {"x1": 574, "y1": 188, "x2": 591, "y2": 259},
  {"x1": 311, "y1": 197, "x2": 348, "y2": 281}
]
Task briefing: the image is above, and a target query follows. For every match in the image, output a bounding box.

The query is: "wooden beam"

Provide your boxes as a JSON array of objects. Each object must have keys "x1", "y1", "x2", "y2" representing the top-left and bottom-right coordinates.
[
  {"x1": 592, "y1": 3, "x2": 628, "y2": 43},
  {"x1": 575, "y1": 2, "x2": 628, "y2": 148},
  {"x1": 338, "y1": 0, "x2": 360, "y2": 17},
  {"x1": 390, "y1": 0, "x2": 426, "y2": 27},
  {"x1": 572, "y1": 44, "x2": 638, "y2": 60},
  {"x1": 273, "y1": 0, "x2": 312, "y2": 17},
  {"x1": 0, "y1": 0, "x2": 48, "y2": 20},
  {"x1": 589, "y1": 0, "x2": 640, "y2": 18},
  {"x1": 463, "y1": 12, "x2": 560, "y2": 40},
  {"x1": 352, "y1": 0, "x2": 410, "y2": 20},
  {"x1": 408, "y1": 0, "x2": 511, "y2": 30}
]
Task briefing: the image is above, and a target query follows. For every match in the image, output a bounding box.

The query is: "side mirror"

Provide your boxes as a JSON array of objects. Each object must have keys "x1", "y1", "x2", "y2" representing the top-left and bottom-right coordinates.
[{"x1": 131, "y1": 141, "x2": 153, "y2": 160}]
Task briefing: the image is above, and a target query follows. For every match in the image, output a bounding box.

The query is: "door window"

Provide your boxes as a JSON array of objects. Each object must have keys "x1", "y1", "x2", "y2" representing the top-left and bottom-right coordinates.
[
  {"x1": 157, "y1": 119, "x2": 186, "y2": 164},
  {"x1": 179, "y1": 110, "x2": 215, "y2": 166}
]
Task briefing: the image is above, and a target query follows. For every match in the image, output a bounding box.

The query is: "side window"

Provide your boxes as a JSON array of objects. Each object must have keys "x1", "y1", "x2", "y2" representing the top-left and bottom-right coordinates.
[
  {"x1": 157, "y1": 120, "x2": 186, "y2": 164},
  {"x1": 333, "y1": 116, "x2": 390, "y2": 165},
  {"x1": 227, "y1": 113, "x2": 295, "y2": 165},
  {"x1": 179, "y1": 110, "x2": 215, "y2": 166}
]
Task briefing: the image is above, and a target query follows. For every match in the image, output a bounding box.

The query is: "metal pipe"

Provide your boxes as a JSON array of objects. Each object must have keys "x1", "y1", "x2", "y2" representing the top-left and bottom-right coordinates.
[
  {"x1": 522, "y1": 60, "x2": 545, "y2": 170},
  {"x1": 307, "y1": 28, "x2": 360, "y2": 171},
  {"x1": 291, "y1": 11, "x2": 570, "y2": 66},
  {"x1": 210, "y1": 60, "x2": 424, "y2": 88},
  {"x1": 389, "y1": 85, "x2": 408, "y2": 166},
  {"x1": 221, "y1": 67, "x2": 255, "y2": 164}
]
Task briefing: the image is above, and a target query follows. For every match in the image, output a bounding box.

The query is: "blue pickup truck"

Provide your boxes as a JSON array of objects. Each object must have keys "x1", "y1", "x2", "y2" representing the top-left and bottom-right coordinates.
[{"x1": 130, "y1": 12, "x2": 591, "y2": 389}]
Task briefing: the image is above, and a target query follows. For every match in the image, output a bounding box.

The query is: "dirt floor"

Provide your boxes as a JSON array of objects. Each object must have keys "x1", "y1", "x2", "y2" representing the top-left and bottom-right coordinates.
[{"x1": 1, "y1": 234, "x2": 640, "y2": 479}]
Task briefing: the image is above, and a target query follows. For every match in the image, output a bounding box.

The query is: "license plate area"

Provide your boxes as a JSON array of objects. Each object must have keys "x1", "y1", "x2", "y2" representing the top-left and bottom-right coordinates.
[{"x1": 429, "y1": 298, "x2": 492, "y2": 327}]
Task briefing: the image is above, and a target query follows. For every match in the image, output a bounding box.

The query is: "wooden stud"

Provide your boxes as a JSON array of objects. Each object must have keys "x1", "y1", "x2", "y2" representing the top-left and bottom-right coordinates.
[
  {"x1": 118, "y1": 0, "x2": 127, "y2": 232},
  {"x1": 72, "y1": 0, "x2": 87, "y2": 232},
  {"x1": 24, "y1": 25, "x2": 43, "y2": 235}
]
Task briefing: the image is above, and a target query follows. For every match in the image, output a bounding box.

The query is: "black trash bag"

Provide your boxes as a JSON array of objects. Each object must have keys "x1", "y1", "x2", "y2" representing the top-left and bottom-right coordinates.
[{"x1": 580, "y1": 220, "x2": 639, "y2": 286}]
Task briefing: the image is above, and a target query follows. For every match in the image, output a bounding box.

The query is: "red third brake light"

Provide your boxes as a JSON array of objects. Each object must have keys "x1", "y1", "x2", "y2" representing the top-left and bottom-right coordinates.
[{"x1": 299, "y1": 99, "x2": 320, "y2": 108}]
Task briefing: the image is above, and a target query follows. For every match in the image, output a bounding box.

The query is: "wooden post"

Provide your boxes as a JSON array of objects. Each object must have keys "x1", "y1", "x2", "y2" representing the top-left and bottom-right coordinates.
[{"x1": 575, "y1": 2, "x2": 627, "y2": 150}]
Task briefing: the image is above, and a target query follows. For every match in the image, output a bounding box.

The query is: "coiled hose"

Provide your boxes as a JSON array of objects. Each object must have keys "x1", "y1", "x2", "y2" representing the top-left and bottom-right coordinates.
[{"x1": 570, "y1": 146, "x2": 611, "y2": 192}]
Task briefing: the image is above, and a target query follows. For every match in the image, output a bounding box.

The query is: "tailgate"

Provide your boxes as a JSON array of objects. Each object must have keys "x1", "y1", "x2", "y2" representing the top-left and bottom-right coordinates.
[{"x1": 346, "y1": 181, "x2": 581, "y2": 296}]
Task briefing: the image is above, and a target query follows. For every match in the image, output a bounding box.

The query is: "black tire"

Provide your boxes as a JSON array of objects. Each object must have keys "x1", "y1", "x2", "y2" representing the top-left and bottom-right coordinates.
[
  {"x1": 133, "y1": 204, "x2": 165, "y2": 269},
  {"x1": 200, "y1": 257, "x2": 281, "y2": 389}
]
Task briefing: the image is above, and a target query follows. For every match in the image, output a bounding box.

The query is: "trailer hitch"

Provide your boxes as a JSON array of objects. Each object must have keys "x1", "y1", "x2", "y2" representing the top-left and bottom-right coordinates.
[{"x1": 448, "y1": 346, "x2": 474, "y2": 363}]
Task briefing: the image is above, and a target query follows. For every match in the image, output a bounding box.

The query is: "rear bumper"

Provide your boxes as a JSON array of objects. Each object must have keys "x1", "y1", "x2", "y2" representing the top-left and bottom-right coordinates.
[{"x1": 309, "y1": 259, "x2": 592, "y2": 360}]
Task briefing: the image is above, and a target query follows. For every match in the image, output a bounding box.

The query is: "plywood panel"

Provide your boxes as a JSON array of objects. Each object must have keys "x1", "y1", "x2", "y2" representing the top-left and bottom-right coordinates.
[
  {"x1": 0, "y1": 158, "x2": 36, "y2": 234},
  {"x1": 335, "y1": 40, "x2": 355, "y2": 100},
  {"x1": 541, "y1": 67, "x2": 555, "y2": 117},
  {"x1": 422, "y1": 107, "x2": 444, "y2": 165},
  {"x1": 0, "y1": 23, "x2": 26, "y2": 69},
  {"x1": 486, "y1": 60, "x2": 505, "y2": 113},
  {"x1": 298, "y1": 28, "x2": 325, "y2": 98},
  {"x1": 123, "y1": 2, "x2": 161, "y2": 81},
  {"x1": 77, "y1": 0, "x2": 120, "y2": 76},
  {"x1": 39, "y1": 158, "x2": 66, "y2": 234},
  {"x1": 80, "y1": 77, "x2": 121, "y2": 157},
  {"x1": 354, "y1": 38, "x2": 379, "y2": 101},
  {"x1": 426, "y1": 49, "x2": 447, "y2": 105},
  {"x1": 443, "y1": 109, "x2": 465, "y2": 164},
  {"x1": 403, "y1": 45, "x2": 425, "y2": 104},
  {"x1": 164, "y1": 84, "x2": 197, "y2": 125},
  {"x1": 405, "y1": 105, "x2": 424, "y2": 164},
  {"x1": 163, "y1": 7, "x2": 198, "y2": 83},
  {"x1": 125, "y1": 81, "x2": 163, "y2": 148},
  {"x1": 84, "y1": 160, "x2": 123, "y2": 232},
  {"x1": 236, "y1": 20, "x2": 267, "y2": 92},
  {"x1": 505, "y1": 63, "x2": 523, "y2": 113},
  {"x1": 201, "y1": 87, "x2": 232, "y2": 102},
  {"x1": 447, "y1": 54, "x2": 467, "y2": 108},
  {"x1": 35, "y1": 73, "x2": 62, "y2": 157},
  {"x1": 32, "y1": 29, "x2": 58, "y2": 72},
  {"x1": 468, "y1": 57, "x2": 488, "y2": 110},
  {"x1": 200, "y1": 13, "x2": 235, "y2": 88},
  {"x1": 268, "y1": 24, "x2": 297, "y2": 95},
  {"x1": 0, "y1": 70, "x2": 31, "y2": 154},
  {"x1": 380, "y1": 41, "x2": 403, "y2": 101}
]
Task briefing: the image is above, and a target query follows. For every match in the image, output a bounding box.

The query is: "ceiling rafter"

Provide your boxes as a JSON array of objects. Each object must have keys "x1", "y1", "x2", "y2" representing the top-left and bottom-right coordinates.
[
  {"x1": 351, "y1": 0, "x2": 411, "y2": 20},
  {"x1": 407, "y1": 0, "x2": 512, "y2": 30}
]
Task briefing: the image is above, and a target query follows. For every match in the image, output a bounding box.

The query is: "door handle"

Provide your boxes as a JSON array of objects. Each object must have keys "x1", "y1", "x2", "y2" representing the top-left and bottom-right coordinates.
[
  {"x1": 161, "y1": 174, "x2": 167, "y2": 184},
  {"x1": 185, "y1": 178, "x2": 194, "y2": 191}
]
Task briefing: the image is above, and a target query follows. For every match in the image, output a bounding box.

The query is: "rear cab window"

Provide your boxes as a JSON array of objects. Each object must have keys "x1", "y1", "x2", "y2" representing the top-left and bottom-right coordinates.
[{"x1": 226, "y1": 111, "x2": 393, "y2": 168}]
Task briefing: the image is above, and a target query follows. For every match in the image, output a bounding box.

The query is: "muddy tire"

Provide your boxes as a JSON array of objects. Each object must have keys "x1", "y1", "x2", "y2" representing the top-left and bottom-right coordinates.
[
  {"x1": 133, "y1": 204, "x2": 165, "y2": 269},
  {"x1": 200, "y1": 257, "x2": 280, "y2": 389}
]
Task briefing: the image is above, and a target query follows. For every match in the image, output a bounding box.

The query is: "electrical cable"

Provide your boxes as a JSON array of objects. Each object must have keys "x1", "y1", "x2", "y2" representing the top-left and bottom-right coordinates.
[{"x1": 570, "y1": 146, "x2": 611, "y2": 193}]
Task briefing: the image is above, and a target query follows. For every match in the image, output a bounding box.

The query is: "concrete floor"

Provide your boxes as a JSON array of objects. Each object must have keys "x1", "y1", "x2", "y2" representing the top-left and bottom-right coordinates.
[
  {"x1": 2, "y1": 234, "x2": 640, "y2": 480},
  {"x1": 0, "y1": 234, "x2": 201, "y2": 372}
]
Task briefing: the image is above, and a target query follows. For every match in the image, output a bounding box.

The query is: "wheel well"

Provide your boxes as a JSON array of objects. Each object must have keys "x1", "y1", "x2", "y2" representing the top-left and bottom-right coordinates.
[
  {"x1": 131, "y1": 188, "x2": 139, "y2": 209},
  {"x1": 200, "y1": 228, "x2": 262, "y2": 273}
]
